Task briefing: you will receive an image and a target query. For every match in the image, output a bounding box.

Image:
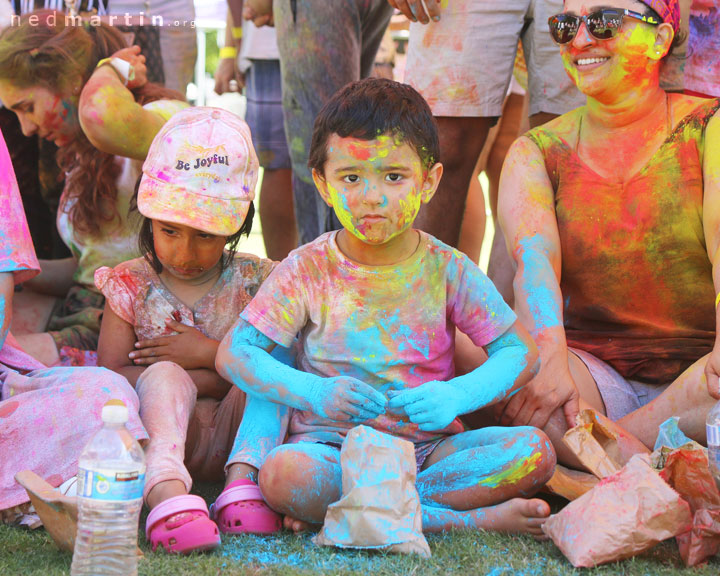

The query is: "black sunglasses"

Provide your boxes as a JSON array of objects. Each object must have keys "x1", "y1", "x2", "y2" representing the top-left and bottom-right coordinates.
[{"x1": 548, "y1": 8, "x2": 660, "y2": 45}]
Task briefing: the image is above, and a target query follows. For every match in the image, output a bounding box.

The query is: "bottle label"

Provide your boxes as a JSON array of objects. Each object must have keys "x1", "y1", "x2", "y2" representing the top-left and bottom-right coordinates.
[
  {"x1": 78, "y1": 467, "x2": 145, "y2": 501},
  {"x1": 708, "y1": 424, "x2": 720, "y2": 447}
]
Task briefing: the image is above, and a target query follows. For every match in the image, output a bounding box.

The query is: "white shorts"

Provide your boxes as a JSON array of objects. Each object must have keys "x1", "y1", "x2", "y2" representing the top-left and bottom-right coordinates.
[{"x1": 403, "y1": 0, "x2": 586, "y2": 117}]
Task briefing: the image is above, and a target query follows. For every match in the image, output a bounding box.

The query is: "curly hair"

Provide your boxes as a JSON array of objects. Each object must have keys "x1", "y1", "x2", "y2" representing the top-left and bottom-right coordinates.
[{"x1": 0, "y1": 10, "x2": 184, "y2": 237}]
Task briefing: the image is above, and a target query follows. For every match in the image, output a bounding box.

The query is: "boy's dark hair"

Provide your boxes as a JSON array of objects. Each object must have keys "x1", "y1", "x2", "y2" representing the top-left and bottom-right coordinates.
[
  {"x1": 132, "y1": 178, "x2": 254, "y2": 274},
  {"x1": 308, "y1": 78, "x2": 440, "y2": 175}
]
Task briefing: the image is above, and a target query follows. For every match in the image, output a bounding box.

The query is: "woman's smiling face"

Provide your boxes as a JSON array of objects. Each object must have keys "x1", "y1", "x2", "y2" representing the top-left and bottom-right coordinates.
[{"x1": 559, "y1": 0, "x2": 669, "y2": 100}]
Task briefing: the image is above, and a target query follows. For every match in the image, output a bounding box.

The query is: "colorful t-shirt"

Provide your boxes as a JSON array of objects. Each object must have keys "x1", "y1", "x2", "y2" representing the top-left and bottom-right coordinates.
[
  {"x1": 526, "y1": 96, "x2": 720, "y2": 384},
  {"x1": 57, "y1": 99, "x2": 188, "y2": 289},
  {"x1": 240, "y1": 231, "x2": 517, "y2": 445},
  {"x1": 95, "y1": 254, "x2": 276, "y2": 341}
]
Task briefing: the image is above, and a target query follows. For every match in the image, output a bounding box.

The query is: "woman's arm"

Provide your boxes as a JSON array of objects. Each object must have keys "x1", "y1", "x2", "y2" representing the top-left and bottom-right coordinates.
[
  {"x1": 78, "y1": 46, "x2": 168, "y2": 161},
  {"x1": 495, "y1": 136, "x2": 579, "y2": 429},
  {"x1": 22, "y1": 257, "x2": 77, "y2": 297},
  {"x1": 703, "y1": 111, "x2": 720, "y2": 399}
]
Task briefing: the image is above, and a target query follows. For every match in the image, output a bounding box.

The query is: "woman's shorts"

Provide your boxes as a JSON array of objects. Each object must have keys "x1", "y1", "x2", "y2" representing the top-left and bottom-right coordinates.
[{"x1": 570, "y1": 348, "x2": 670, "y2": 422}]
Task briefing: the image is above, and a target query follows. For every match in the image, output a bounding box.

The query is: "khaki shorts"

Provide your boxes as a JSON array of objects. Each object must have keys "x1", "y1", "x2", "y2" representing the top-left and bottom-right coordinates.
[{"x1": 403, "y1": 0, "x2": 586, "y2": 117}]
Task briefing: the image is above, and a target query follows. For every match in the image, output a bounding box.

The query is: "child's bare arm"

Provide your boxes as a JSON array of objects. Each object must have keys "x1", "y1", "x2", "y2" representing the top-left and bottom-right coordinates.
[
  {"x1": 97, "y1": 302, "x2": 146, "y2": 386},
  {"x1": 98, "y1": 305, "x2": 230, "y2": 398},
  {"x1": 216, "y1": 318, "x2": 387, "y2": 421},
  {"x1": 387, "y1": 321, "x2": 538, "y2": 431},
  {"x1": 129, "y1": 319, "x2": 220, "y2": 370}
]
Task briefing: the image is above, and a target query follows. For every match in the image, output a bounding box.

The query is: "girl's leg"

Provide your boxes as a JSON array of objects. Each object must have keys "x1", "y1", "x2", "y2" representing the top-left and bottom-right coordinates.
[
  {"x1": 417, "y1": 426, "x2": 556, "y2": 535},
  {"x1": 136, "y1": 361, "x2": 195, "y2": 508},
  {"x1": 258, "y1": 443, "x2": 342, "y2": 525}
]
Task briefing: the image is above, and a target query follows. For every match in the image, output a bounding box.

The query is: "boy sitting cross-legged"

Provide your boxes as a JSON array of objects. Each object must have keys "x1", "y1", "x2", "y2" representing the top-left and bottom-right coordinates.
[{"x1": 216, "y1": 78, "x2": 556, "y2": 537}]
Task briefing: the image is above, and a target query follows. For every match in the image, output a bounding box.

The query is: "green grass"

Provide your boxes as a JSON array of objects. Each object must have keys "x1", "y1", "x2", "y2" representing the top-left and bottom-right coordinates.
[{"x1": 1, "y1": 484, "x2": 718, "y2": 576}]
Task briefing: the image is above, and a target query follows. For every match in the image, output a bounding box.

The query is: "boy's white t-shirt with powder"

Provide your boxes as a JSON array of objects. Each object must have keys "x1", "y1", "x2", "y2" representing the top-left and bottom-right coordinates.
[{"x1": 241, "y1": 230, "x2": 517, "y2": 445}]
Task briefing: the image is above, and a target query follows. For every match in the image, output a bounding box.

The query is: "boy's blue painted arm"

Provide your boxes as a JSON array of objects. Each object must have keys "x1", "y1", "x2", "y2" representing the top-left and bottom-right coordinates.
[
  {"x1": 216, "y1": 318, "x2": 387, "y2": 422},
  {"x1": 387, "y1": 321, "x2": 539, "y2": 431}
]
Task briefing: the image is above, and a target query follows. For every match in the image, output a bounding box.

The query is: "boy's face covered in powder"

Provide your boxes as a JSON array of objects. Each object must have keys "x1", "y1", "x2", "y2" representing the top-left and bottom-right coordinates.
[
  {"x1": 0, "y1": 81, "x2": 80, "y2": 147},
  {"x1": 314, "y1": 133, "x2": 440, "y2": 247}
]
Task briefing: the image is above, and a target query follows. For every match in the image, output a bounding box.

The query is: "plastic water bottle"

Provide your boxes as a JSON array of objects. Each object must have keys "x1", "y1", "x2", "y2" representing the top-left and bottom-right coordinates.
[
  {"x1": 71, "y1": 400, "x2": 146, "y2": 576},
  {"x1": 706, "y1": 400, "x2": 720, "y2": 491}
]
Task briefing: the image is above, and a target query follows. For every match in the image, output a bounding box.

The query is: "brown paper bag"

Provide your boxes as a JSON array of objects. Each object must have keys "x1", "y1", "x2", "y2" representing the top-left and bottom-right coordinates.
[
  {"x1": 313, "y1": 425, "x2": 431, "y2": 557},
  {"x1": 543, "y1": 454, "x2": 693, "y2": 567},
  {"x1": 659, "y1": 448, "x2": 720, "y2": 566},
  {"x1": 544, "y1": 464, "x2": 599, "y2": 501},
  {"x1": 562, "y1": 409, "x2": 650, "y2": 479},
  {"x1": 15, "y1": 471, "x2": 78, "y2": 552}
]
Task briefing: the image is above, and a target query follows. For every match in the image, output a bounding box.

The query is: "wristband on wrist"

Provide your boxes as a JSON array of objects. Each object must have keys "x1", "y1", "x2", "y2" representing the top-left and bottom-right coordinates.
[
  {"x1": 219, "y1": 46, "x2": 238, "y2": 60},
  {"x1": 96, "y1": 57, "x2": 134, "y2": 86},
  {"x1": 231, "y1": 26, "x2": 243, "y2": 40},
  {"x1": 716, "y1": 292, "x2": 720, "y2": 309}
]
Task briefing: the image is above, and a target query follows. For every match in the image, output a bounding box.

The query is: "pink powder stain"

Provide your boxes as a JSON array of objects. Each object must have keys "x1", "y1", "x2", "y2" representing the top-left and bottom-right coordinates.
[{"x1": 347, "y1": 142, "x2": 372, "y2": 161}]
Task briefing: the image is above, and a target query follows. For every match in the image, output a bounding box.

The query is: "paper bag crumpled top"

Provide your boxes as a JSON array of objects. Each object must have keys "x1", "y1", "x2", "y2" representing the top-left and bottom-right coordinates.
[
  {"x1": 313, "y1": 425, "x2": 431, "y2": 558},
  {"x1": 562, "y1": 409, "x2": 650, "y2": 479},
  {"x1": 542, "y1": 454, "x2": 692, "y2": 568},
  {"x1": 659, "y1": 444, "x2": 720, "y2": 566}
]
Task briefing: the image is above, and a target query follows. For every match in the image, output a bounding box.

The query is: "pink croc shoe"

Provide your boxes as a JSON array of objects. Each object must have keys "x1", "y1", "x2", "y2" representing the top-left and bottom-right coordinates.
[
  {"x1": 146, "y1": 494, "x2": 221, "y2": 554},
  {"x1": 211, "y1": 479, "x2": 282, "y2": 535}
]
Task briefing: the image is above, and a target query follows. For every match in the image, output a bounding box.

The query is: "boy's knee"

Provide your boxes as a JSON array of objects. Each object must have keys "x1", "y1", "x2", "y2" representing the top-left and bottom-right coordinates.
[
  {"x1": 258, "y1": 445, "x2": 303, "y2": 512},
  {"x1": 519, "y1": 426, "x2": 557, "y2": 483}
]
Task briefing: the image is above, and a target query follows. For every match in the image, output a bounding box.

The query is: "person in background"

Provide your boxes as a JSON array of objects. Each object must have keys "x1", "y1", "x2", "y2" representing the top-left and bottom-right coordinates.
[
  {"x1": 0, "y1": 11, "x2": 186, "y2": 366},
  {"x1": 215, "y1": 1, "x2": 297, "y2": 260}
]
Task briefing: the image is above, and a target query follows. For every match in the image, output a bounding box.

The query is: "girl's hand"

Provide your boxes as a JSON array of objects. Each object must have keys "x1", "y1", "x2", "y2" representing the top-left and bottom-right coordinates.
[
  {"x1": 129, "y1": 319, "x2": 219, "y2": 369},
  {"x1": 109, "y1": 45, "x2": 148, "y2": 90},
  {"x1": 308, "y1": 376, "x2": 387, "y2": 422},
  {"x1": 387, "y1": 381, "x2": 460, "y2": 431}
]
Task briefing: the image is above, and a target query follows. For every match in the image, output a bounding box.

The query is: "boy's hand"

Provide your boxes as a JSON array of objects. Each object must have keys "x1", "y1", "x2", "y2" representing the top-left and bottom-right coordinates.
[
  {"x1": 309, "y1": 376, "x2": 387, "y2": 422},
  {"x1": 387, "y1": 381, "x2": 460, "y2": 431},
  {"x1": 129, "y1": 319, "x2": 219, "y2": 370}
]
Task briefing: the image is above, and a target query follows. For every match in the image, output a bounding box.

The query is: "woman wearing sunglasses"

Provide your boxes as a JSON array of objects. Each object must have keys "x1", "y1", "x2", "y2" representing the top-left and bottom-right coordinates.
[{"x1": 495, "y1": 0, "x2": 720, "y2": 462}]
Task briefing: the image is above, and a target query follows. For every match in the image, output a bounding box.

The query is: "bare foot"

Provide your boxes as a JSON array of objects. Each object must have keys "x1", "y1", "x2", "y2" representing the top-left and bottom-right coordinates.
[
  {"x1": 478, "y1": 498, "x2": 551, "y2": 539},
  {"x1": 283, "y1": 515, "x2": 313, "y2": 533},
  {"x1": 423, "y1": 497, "x2": 551, "y2": 540}
]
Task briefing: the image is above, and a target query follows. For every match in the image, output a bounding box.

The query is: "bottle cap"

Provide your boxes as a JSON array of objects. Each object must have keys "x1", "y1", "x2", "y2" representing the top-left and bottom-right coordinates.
[{"x1": 101, "y1": 399, "x2": 129, "y2": 424}]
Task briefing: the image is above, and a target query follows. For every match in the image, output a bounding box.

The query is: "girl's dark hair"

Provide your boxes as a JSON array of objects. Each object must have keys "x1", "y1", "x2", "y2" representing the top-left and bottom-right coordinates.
[
  {"x1": 135, "y1": 177, "x2": 255, "y2": 274},
  {"x1": 0, "y1": 10, "x2": 185, "y2": 238},
  {"x1": 308, "y1": 78, "x2": 440, "y2": 176}
]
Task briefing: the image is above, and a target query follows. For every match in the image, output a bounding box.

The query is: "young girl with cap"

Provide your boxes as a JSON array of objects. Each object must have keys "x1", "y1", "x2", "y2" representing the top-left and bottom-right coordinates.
[{"x1": 95, "y1": 107, "x2": 283, "y2": 554}]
